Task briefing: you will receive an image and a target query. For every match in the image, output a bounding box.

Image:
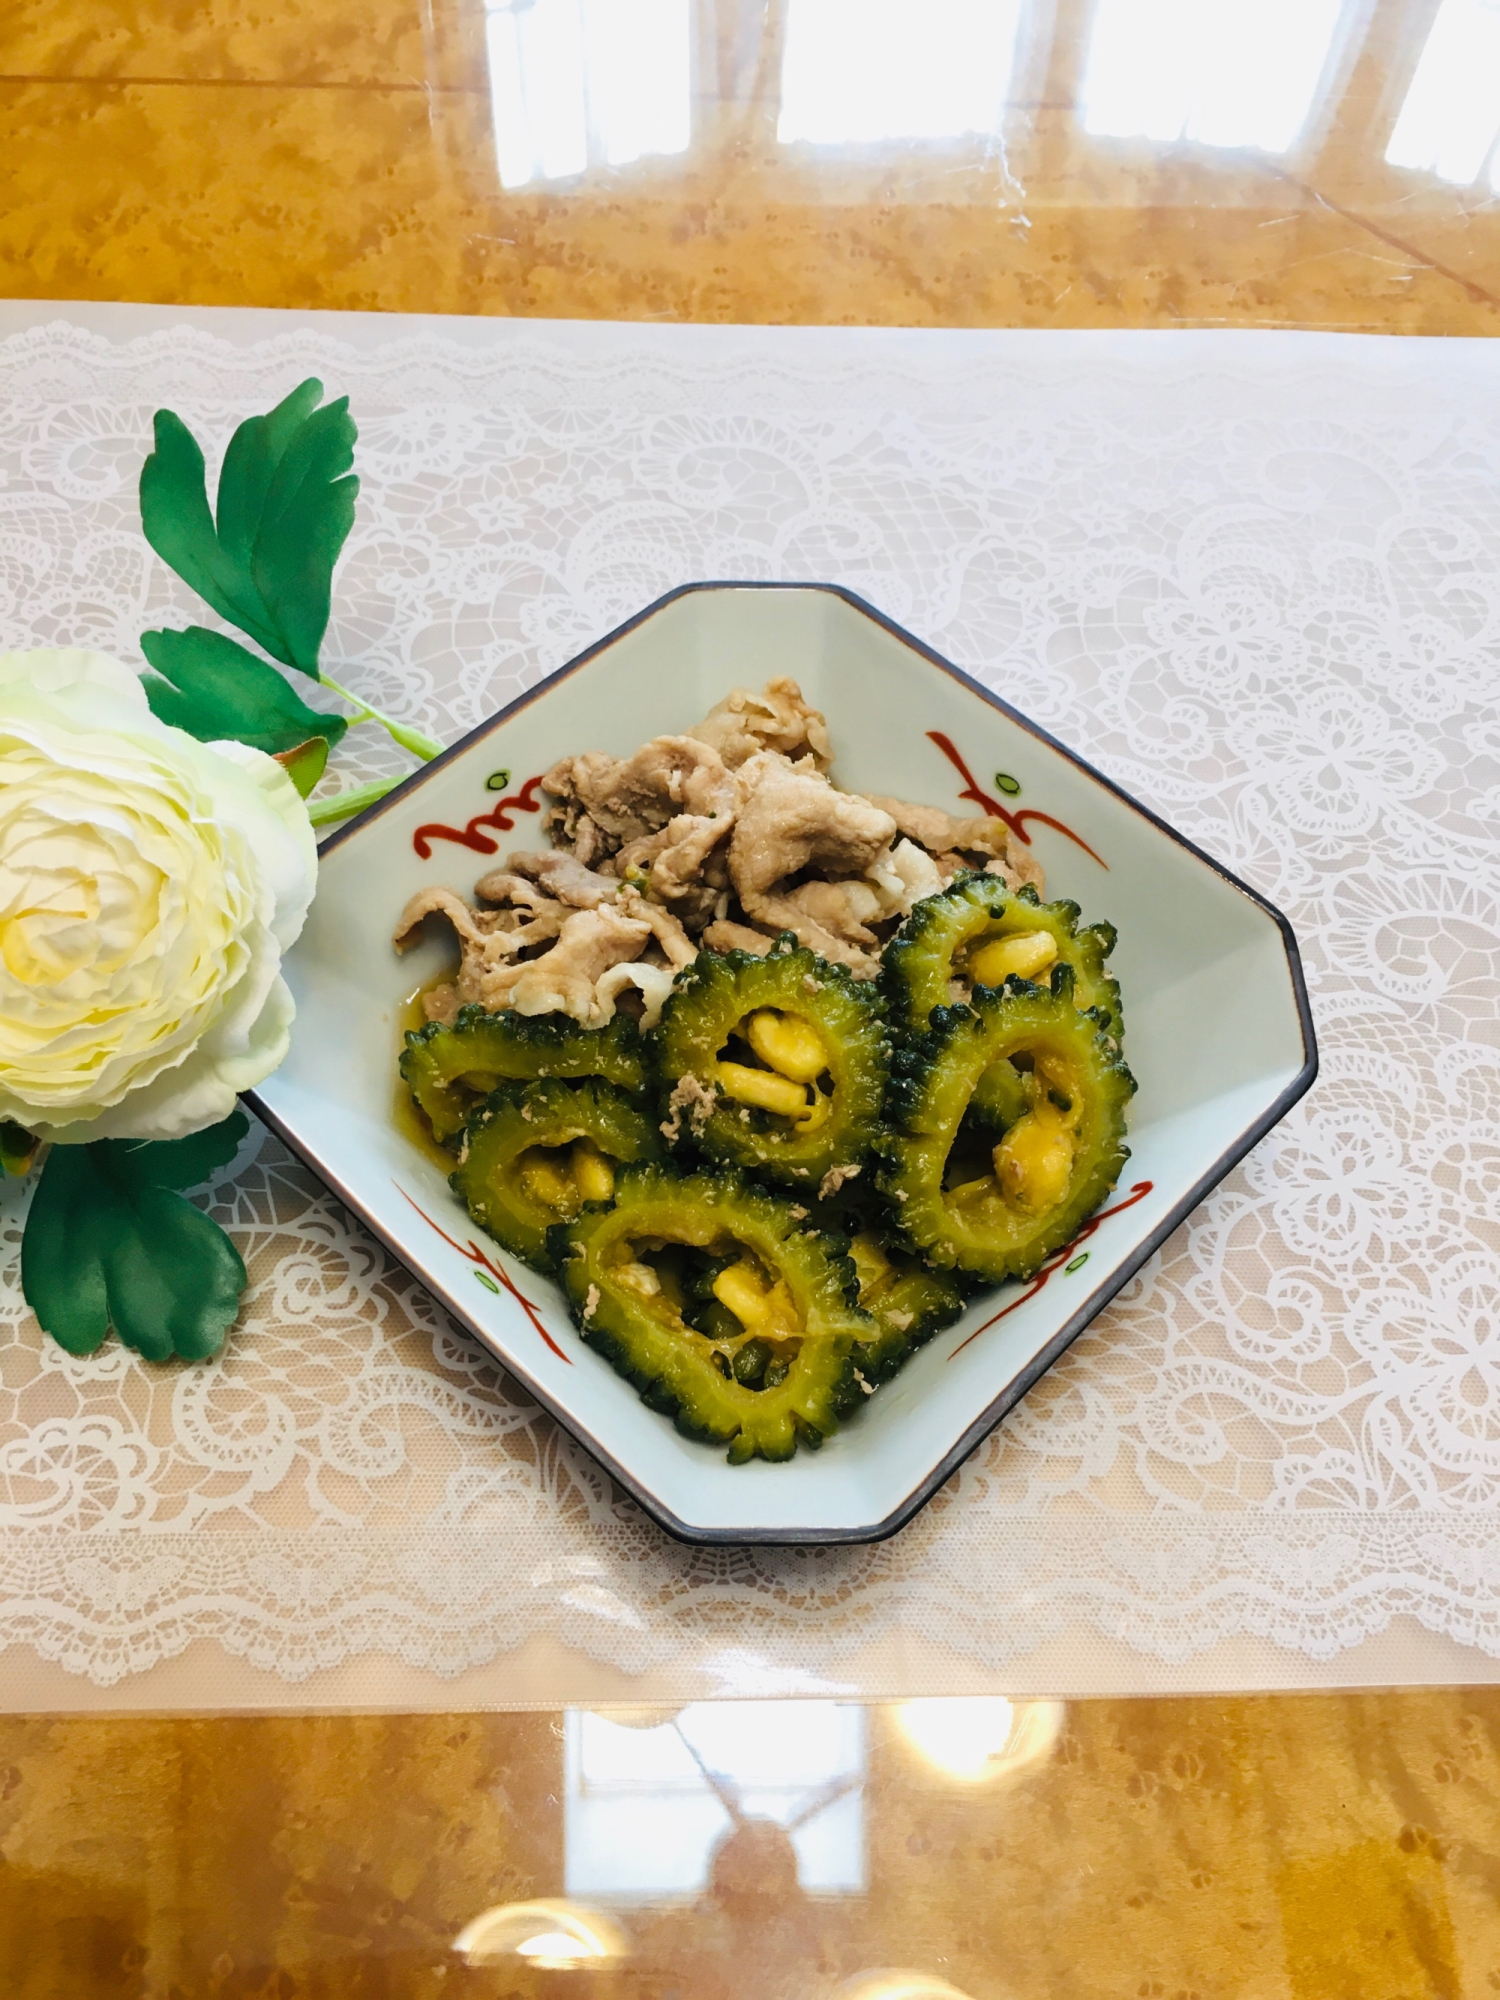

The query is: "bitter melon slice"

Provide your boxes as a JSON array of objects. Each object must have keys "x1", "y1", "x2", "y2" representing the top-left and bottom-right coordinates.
[
  {"x1": 808, "y1": 1185, "x2": 968, "y2": 1384},
  {"x1": 449, "y1": 1077, "x2": 661, "y2": 1273},
  {"x1": 844, "y1": 1228, "x2": 967, "y2": 1383},
  {"x1": 885, "y1": 874, "x2": 1122, "y2": 1035},
  {"x1": 402, "y1": 1003, "x2": 648, "y2": 1146},
  {"x1": 881, "y1": 964, "x2": 1135, "y2": 1283},
  {"x1": 552, "y1": 1162, "x2": 872, "y2": 1462},
  {"x1": 654, "y1": 943, "x2": 889, "y2": 1191}
]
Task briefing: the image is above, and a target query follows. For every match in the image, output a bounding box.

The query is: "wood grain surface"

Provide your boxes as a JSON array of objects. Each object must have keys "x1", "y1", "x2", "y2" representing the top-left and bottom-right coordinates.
[
  {"x1": 1, "y1": 1693, "x2": 1497, "y2": 1995},
  {"x1": 0, "y1": 0, "x2": 1495, "y2": 328}
]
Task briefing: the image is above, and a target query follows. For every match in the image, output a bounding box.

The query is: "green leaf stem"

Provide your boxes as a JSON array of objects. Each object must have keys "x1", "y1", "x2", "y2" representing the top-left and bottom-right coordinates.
[
  {"x1": 306, "y1": 776, "x2": 400, "y2": 828},
  {"x1": 141, "y1": 625, "x2": 349, "y2": 756},
  {"x1": 317, "y1": 672, "x2": 443, "y2": 763},
  {"x1": 20, "y1": 1113, "x2": 250, "y2": 1362}
]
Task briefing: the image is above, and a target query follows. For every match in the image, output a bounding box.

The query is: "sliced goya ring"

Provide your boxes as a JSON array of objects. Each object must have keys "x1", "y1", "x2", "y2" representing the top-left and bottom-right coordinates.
[
  {"x1": 402, "y1": 1003, "x2": 648, "y2": 1145},
  {"x1": 845, "y1": 1229, "x2": 967, "y2": 1384},
  {"x1": 885, "y1": 874, "x2": 1122, "y2": 1035},
  {"x1": 880, "y1": 964, "x2": 1136, "y2": 1283},
  {"x1": 654, "y1": 943, "x2": 889, "y2": 1191},
  {"x1": 450, "y1": 1077, "x2": 662, "y2": 1273},
  {"x1": 810, "y1": 1188, "x2": 968, "y2": 1384},
  {"x1": 551, "y1": 1162, "x2": 871, "y2": 1463}
]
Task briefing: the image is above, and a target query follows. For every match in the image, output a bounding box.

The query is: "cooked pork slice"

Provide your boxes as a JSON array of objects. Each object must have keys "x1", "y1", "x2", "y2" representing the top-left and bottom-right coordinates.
[
  {"x1": 686, "y1": 678, "x2": 834, "y2": 773},
  {"x1": 451, "y1": 904, "x2": 571, "y2": 1012},
  {"x1": 542, "y1": 794, "x2": 614, "y2": 868},
  {"x1": 470, "y1": 869, "x2": 558, "y2": 912},
  {"x1": 393, "y1": 885, "x2": 498, "y2": 952},
  {"x1": 502, "y1": 849, "x2": 621, "y2": 908},
  {"x1": 615, "y1": 811, "x2": 735, "y2": 929},
  {"x1": 863, "y1": 794, "x2": 1044, "y2": 894},
  {"x1": 780, "y1": 878, "x2": 890, "y2": 951},
  {"x1": 542, "y1": 736, "x2": 736, "y2": 845},
  {"x1": 775, "y1": 838, "x2": 944, "y2": 957},
  {"x1": 861, "y1": 794, "x2": 968, "y2": 853},
  {"x1": 618, "y1": 888, "x2": 698, "y2": 970},
  {"x1": 595, "y1": 960, "x2": 677, "y2": 1029},
  {"x1": 701, "y1": 919, "x2": 781, "y2": 957},
  {"x1": 394, "y1": 885, "x2": 573, "y2": 1012},
  {"x1": 865, "y1": 837, "x2": 945, "y2": 915},
  {"x1": 506, "y1": 904, "x2": 656, "y2": 1026},
  {"x1": 948, "y1": 819, "x2": 1045, "y2": 892},
  {"x1": 421, "y1": 984, "x2": 460, "y2": 1025},
  {"x1": 727, "y1": 753, "x2": 898, "y2": 973}
]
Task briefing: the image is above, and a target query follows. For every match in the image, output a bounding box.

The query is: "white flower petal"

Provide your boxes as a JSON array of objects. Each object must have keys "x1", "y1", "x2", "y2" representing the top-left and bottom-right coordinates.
[
  {"x1": 0, "y1": 654, "x2": 318, "y2": 1138},
  {"x1": 0, "y1": 647, "x2": 149, "y2": 708},
  {"x1": 206, "y1": 739, "x2": 319, "y2": 948}
]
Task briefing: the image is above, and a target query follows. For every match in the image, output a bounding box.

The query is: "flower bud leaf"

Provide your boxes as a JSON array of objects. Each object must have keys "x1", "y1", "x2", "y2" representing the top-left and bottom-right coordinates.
[
  {"x1": 273, "y1": 736, "x2": 331, "y2": 799},
  {"x1": 0, "y1": 1122, "x2": 38, "y2": 1178},
  {"x1": 305, "y1": 776, "x2": 400, "y2": 828},
  {"x1": 141, "y1": 626, "x2": 348, "y2": 756},
  {"x1": 20, "y1": 1114, "x2": 250, "y2": 1362},
  {"x1": 140, "y1": 379, "x2": 358, "y2": 679}
]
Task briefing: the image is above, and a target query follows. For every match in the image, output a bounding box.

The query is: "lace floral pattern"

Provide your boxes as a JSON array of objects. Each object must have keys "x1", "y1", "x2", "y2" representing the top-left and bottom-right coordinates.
[{"x1": 0, "y1": 311, "x2": 1497, "y2": 1687}]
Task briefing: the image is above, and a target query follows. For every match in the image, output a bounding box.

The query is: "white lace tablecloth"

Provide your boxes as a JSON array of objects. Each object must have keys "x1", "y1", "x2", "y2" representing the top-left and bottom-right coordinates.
[{"x1": 1, "y1": 303, "x2": 1497, "y2": 1703}]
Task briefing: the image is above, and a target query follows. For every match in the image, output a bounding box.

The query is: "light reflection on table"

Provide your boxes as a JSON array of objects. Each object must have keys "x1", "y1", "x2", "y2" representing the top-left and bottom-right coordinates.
[
  {"x1": 482, "y1": 0, "x2": 1500, "y2": 200},
  {"x1": 0, "y1": 1691, "x2": 1492, "y2": 1993},
  {"x1": 1, "y1": 0, "x2": 1496, "y2": 327}
]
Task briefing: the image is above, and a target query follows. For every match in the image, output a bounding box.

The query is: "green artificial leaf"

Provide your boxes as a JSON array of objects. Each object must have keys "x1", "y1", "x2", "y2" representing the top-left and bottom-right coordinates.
[
  {"x1": 139, "y1": 379, "x2": 359, "y2": 677},
  {"x1": 20, "y1": 1113, "x2": 250, "y2": 1362},
  {"x1": 274, "y1": 735, "x2": 331, "y2": 799},
  {"x1": 141, "y1": 626, "x2": 349, "y2": 756},
  {"x1": 139, "y1": 410, "x2": 289, "y2": 664},
  {"x1": 215, "y1": 377, "x2": 324, "y2": 575},
  {"x1": 119, "y1": 1109, "x2": 249, "y2": 1190},
  {"x1": 249, "y1": 398, "x2": 358, "y2": 675}
]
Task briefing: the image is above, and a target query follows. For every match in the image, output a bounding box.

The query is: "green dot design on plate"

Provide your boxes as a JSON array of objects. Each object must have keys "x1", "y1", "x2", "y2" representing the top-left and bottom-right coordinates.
[
  {"x1": 485, "y1": 769, "x2": 512, "y2": 792},
  {"x1": 1065, "y1": 1252, "x2": 1090, "y2": 1274},
  {"x1": 474, "y1": 1270, "x2": 501, "y2": 1294},
  {"x1": 994, "y1": 772, "x2": 1021, "y2": 796}
]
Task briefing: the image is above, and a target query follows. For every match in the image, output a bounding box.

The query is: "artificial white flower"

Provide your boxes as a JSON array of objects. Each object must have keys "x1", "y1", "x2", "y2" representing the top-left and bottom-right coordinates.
[{"x1": 0, "y1": 648, "x2": 317, "y2": 1142}]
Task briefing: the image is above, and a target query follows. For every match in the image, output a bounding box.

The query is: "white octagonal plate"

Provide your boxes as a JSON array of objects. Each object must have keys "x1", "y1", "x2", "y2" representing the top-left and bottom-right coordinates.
[{"x1": 252, "y1": 583, "x2": 1317, "y2": 1545}]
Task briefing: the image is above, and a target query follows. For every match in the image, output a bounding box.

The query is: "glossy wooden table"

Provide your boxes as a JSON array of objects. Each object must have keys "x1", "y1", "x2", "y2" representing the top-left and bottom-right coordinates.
[
  {"x1": 1, "y1": 0, "x2": 1497, "y2": 331},
  {"x1": 4, "y1": 0, "x2": 1499, "y2": 1991},
  {"x1": 3, "y1": 1694, "x2": 1498, "y2": 1995}
]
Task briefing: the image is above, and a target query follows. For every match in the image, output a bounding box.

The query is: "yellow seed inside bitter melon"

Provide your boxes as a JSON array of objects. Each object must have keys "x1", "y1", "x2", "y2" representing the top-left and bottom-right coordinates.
[{"x1": 656, "y1": 943, "x2": 888, "y2": 1189}]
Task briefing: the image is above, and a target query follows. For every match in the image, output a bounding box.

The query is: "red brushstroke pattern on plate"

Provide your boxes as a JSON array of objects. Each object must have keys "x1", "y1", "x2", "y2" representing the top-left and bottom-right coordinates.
[
  {"x1": 947, "y1": 1179, "x2": 1154, "y2": 1359},
  {"x1": 928, "y1": 731, "x2": 1107, "y2": 868},
  {"x1": 412, "y1": 773, "x2": 545, "y2": 859},
  {"x1": 397, "y1": 1185, "x2": 572, "y2": 1363}
]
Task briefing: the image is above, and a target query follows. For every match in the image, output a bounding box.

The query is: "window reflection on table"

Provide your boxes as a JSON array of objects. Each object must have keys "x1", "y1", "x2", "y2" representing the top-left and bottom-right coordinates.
[
  {"x1": 3, "y1": 0, "x2": 1495, "y2": 325},
  {"x1": 444, "y1": 1695, "x2": 1066, "y2": 2000},
  {"x1": 565, "y1": 1701, "x2": 868, "y2": 1900},
  {"x1": 473, "y1": 0, "x2": 1500, "y2": 208},
  {"x1": 1385, "y1": 0, "x2": 1500, "y2": 187}
]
